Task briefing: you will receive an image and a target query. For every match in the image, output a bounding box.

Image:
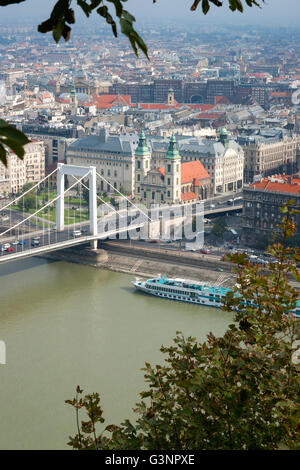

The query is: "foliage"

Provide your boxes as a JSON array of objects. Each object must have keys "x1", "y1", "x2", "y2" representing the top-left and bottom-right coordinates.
[
  {"x1": 82, "y1": 182, "x2": 89, "y2": 204},
  {"x1": 190, "y1": 0, "x2": 264, "y2": 15},
  {"x1": 66, "y1": 202, "x2": 300, "y2": 450},
  {"x1": 0, "y1": 119, "x2": 30, "y2": 167},
  {"x1": 22, "y1": 182, "x2": 35, "y2": 193},
  {"x1": 23, "y1": 194, "x2": 36, "y2": 211},
  {"x1": 211, "y1": 216, "x2": 228, "y2": 237}
]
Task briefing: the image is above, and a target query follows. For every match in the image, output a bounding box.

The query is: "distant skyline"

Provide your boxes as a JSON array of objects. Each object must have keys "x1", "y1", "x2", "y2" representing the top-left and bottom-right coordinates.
[{"x1": 0, "y1": 0, "x2": 299, "y2": 26}]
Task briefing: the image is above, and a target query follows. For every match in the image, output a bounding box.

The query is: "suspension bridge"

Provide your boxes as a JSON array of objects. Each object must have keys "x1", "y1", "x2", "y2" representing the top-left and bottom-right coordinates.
[{"x1": 0, "y1": 163, "x2": 152, "y2": 264}]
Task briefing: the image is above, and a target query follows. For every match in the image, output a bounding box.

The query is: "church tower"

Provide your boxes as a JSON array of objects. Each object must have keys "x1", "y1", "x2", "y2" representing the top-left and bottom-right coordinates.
[
  {"x1": 167, "y1": 88, "x2": 175, "y2": 106},
  {"x1": 70, "y1": 79, "x2": 78, "y2": 115},
  {"x1": 135, "y1": 131, "x2": 151, "y2": 200},
  {"x1": 219, "y1": 127, "x2": 229, "y2": 148},
  {"x1": 165, "y1": 135, "x2": 181, "y2": 204}
]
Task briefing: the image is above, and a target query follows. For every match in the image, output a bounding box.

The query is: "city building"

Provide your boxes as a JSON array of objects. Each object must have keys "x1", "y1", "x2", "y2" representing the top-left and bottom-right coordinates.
[
  {"x1": 239, "y1": 134, "x2": 300, "y2": 183},
  {"x1": 66, "y1": 129, "x2": 138, "y2": 195},
  {"x1": 0, "y1": 140, "x2": 45, "y2": 195},
  {"x1": 135, "y1": 133, "x2": 211, "y2": 207},
  {"x1": 242, "y1": 174, "x2": 300, "y2": 244},
  {"x1": 150, "y1": 129, "x2": 244, "y2": 195}
]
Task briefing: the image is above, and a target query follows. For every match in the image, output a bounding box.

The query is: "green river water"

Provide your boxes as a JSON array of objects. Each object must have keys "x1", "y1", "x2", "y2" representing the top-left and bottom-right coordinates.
[{"x1": 0, "y1": 257, "x2": 232, "y2": 449}]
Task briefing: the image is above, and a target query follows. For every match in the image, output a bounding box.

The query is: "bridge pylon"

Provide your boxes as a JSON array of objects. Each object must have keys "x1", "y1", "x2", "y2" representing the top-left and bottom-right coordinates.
[{"x1": 56, "y1": 163, "x2": 97, "y2": 240}]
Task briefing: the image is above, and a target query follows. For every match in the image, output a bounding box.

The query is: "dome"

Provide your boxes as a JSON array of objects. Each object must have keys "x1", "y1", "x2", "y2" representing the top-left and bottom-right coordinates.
[{"x1": 220, "y1": 127, "x2": 228, "y2": 136}]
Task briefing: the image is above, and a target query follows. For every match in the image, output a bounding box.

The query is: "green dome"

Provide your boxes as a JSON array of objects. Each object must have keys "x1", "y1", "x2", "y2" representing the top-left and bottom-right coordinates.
[
  {"x1": 135, "y1": 131, "x2": 150, "y2": 157},
  {"x1": 166, "y1": 134, "x2": 180, "y2": 159}
]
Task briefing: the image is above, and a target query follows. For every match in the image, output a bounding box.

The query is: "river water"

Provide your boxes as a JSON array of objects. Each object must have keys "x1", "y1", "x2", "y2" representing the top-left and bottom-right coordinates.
[{"x1": 0, "y1": 258, "x2": 233, "y2": 449}]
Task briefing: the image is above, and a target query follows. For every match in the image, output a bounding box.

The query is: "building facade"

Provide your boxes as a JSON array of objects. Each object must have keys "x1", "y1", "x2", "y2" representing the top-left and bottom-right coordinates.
[
  {"x1": 135, "y1": 133, "x2": 211, "y2": 207},
  {"x1": 0, "y1": 140, "x2": 45, "y2": 195},
  {"x1": 239, "y1": 134, "x2": 300, "y2": 183},
  {"x1": 150, "y1": 129, "x2": 244, "y2": 195},
  {"x1": 242, "y1": 174, "x2": 300, "y2": 245},
  {"x1": 66, "y1": 129, "x2": 137, "y2": 195}
]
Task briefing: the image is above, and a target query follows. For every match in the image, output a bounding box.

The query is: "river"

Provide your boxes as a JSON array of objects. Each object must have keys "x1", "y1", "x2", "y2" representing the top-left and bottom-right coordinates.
[{"x1": 0, "y1": 257, "x2": 233, "y2": 449}]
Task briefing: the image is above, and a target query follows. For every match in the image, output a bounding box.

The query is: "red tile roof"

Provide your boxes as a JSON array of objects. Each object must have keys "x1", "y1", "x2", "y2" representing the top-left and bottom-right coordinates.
[
  {"x1": 92, "y1": 94, "x2": 132, "y2": 109},
  {"x1": 250, "y1": 175, "x2": 300, "y2": 195},
  {"x1": 158, "y1": 161, "x2": 210, "y2": 184},
  {"x1": 181, "y1": 191, "x2": 197, "y2": 201}
]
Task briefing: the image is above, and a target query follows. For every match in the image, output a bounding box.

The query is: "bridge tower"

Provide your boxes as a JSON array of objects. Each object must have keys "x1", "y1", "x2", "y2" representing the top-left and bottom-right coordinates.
[{"x1": 56, "y1": 163, "x2": 98, "y2": 248}]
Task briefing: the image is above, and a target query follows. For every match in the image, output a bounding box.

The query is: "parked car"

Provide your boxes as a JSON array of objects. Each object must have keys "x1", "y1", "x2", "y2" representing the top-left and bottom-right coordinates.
[
  {"x1": 148, "y1": 239, "x2": 158, "y2": 243},
  {"x1": 216, "y1": 267, "x2": 224, "y2": 272},
  {"x1": 201, "y1": 249, "x2": 210, "y2": 254}
]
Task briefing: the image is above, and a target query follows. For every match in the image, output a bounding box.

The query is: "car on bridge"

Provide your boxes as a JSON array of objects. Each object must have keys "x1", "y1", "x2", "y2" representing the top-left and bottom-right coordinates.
[
  {"x1": 31, "y1": 237, "x2": 40, "y2": 246},
  {"x1": 19, "y1": 240, "x2": 27, "y2": 246},
  {"x1": 6, "y1": 247, "x2": 14, "y2": 252},
  {"x1": 72, "y1": 230, "x2": 82, "y2": 237}
]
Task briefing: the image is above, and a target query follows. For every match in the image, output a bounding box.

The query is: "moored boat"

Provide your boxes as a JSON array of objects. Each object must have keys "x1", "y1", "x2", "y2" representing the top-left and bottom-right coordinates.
[{"x1": 132, "y1": 274, "x2": 300, "y2": 318}]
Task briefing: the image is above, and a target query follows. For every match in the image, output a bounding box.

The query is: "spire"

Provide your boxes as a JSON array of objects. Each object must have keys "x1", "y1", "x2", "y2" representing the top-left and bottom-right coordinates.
[
  {"x1": 135, "y1": 131, "x2": 150, "y2": 157},
  {"x1": 70, "y1": 79, "x2": 76, "y2": 97},
  {"x1": 219, "y1": 127, "x2": 229, "y2": 147},
  {"x1": 166, "y1": 134, "x2": 180, "y2": 159}
]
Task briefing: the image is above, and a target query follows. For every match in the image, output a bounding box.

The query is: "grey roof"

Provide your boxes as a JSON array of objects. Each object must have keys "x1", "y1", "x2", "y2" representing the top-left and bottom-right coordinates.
[
  {"x1": 67, "y1": 133, "x2": 243, "y2": 157},
  {"x1": 67, "y1": 133, "x2": 138, "y2": 154}
]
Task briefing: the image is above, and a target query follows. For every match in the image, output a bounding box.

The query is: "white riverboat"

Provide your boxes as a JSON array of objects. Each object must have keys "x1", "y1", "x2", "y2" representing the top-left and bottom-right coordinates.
[
  {"x1": 132, "y1": 274, "x2": 230, "y2": 308},
  {"x1": 132, "y1": 274, "x2": 300, "y2": 318}
]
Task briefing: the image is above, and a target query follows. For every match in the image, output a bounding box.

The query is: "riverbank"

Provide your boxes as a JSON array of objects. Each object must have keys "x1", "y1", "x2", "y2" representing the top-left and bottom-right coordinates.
[
  {"x1": 40, "y1": 242, "x2": 236, "y2": 287},
  {"x1": 39, "y1": 241, "x2": 300, "y2": 291}
]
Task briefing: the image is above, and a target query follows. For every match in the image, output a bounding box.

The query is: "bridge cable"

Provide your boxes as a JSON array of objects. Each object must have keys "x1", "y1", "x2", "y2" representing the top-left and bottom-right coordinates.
[
  {"x1": 96, "y1": 171, "x2": 152, "y2": 222},
  {"x1": 0, "y1": 167, "x2": 58, "y2": 213},
  {"x1": 0, "y1": 171, "x2": 90, "y2": 239}
]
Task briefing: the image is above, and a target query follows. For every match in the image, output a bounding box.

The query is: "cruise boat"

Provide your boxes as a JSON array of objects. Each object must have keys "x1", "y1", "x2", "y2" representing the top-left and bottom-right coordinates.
[{"x1": 132, "y1": 274, "x2": 300, "y2": 318}]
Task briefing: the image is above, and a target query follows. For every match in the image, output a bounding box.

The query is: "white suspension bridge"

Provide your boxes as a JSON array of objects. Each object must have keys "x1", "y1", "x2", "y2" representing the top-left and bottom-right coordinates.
[{"x1": 0, "y1": 163, "x2": 153, "y2": 264}]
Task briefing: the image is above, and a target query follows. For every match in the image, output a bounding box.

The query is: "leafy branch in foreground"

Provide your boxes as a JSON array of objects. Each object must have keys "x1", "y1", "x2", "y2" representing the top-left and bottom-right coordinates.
[
  {"x1": 66, "y1": 203, "x2": 300, "y2": 450},
  {"x1": 0, "y1": 120, "x2": 30, "y2": 166}
]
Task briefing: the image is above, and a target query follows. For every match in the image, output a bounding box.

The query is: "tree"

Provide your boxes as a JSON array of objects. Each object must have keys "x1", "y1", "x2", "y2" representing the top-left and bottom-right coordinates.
[
  {"x1": 82, "y1": 181, "x2": 89, "y2": 204},
  {"x1": 0, "y1": 0, "x2": 265, "y2": 165},
  {"x1": 66, "y1": 203, "x2": 300, "y2": 450},
  {"x1": 23, "y1": 194, "x2": 36, "y2": 211},
  {"x1": 211, "y1": 216, "x2": 228, "y2": 237}
]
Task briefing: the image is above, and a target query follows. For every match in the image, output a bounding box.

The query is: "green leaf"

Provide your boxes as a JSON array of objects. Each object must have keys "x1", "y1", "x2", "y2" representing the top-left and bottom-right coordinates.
[
  {"x1": 202, "y1": 0, "x2": 210, "y2": 14},
  {"x1": 77, "y1": 0, "x2": 92, "y2": 17},
  {"x1": 0, "y1": 121, "x2": 29, "y2": 165}
]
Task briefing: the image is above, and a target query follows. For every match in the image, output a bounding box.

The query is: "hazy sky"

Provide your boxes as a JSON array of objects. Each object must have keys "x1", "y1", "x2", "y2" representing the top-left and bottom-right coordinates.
[{"x1": 0, "y1": 0, "x2": 299, "y2": 26}]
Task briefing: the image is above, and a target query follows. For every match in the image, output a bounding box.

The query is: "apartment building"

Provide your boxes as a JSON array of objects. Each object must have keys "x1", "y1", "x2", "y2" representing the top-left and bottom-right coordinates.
[
  {"x1": 0, "y1": 140, "x2": 45, "y2": 195},
  {"x1": 150, "y1": 129, "x2": 244, "y2": 195},
  {"x1": 243, "y1": 174, "x2": 300, "y2": 245},
  {"x1": 239, "y1": 134, "x2": 300, "y2": 183}
]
